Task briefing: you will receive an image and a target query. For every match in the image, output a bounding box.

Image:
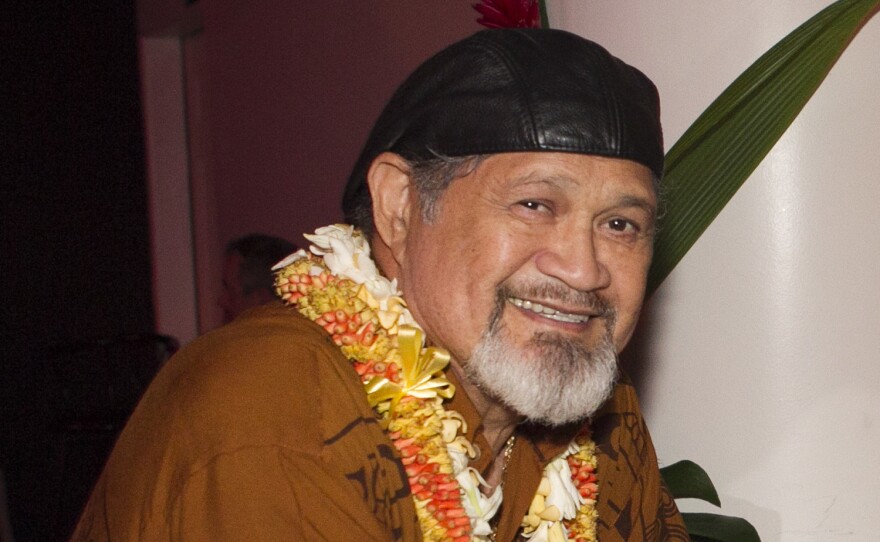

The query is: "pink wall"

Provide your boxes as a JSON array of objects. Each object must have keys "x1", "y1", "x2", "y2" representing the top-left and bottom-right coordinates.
[
  {"x1": 196, "y1": 2, "x2": 481, "y2": 241},
  {"x1": 140, "y1": 1, "x2": 483, "y2": 335}
]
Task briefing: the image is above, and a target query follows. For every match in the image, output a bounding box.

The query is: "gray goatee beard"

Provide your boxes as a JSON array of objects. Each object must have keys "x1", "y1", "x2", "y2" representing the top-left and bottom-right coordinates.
[{"x1": 462, "y1": 284, "x2": 619, "y2": 427}]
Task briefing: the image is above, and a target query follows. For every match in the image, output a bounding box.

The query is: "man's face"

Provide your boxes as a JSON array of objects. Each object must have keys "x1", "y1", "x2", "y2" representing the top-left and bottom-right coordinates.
[{"x1": 396, "y1": 152, "x2": 657, "y2": 422}]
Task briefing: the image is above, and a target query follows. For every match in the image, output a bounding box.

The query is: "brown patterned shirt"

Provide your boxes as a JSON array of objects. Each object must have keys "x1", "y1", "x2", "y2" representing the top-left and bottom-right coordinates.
[{"x1": 71, "y1": 305, "x2": 687, "y2": 541}]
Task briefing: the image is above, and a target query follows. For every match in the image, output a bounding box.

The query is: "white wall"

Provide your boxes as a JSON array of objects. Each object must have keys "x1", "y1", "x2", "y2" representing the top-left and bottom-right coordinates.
[{"x1": 549, "y1": 1, "x2": 880, "y2": 540}]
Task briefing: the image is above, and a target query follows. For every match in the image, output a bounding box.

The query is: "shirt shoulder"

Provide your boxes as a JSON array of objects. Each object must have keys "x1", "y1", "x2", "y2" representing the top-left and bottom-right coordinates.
[
  {"x1": 149, "y1": 305, "x2": 368, "y2": 458},
  {"x1": 73, "y1": 304, "x2": 420, "y2": 540}
]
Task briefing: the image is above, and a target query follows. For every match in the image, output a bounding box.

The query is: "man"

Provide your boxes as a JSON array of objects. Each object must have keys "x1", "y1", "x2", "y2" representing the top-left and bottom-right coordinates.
[
  {"x1": 72, "y1": 29, "x2": 687, "y2": 541},
  {"x1": 219, "y1": 234, "x2": 297, "y2": 323}
]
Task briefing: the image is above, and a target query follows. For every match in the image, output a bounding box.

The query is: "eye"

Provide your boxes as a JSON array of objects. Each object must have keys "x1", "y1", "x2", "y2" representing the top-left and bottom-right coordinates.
[
  {"x1": 517, "y1": 200, "x2": 551, "y2": 213},
  {"x1": 607, "y1": 218, "x2": 636, "y2": 233},
  {"x1": 603, "y1": 217, "x2": 646, "y2": 239}
]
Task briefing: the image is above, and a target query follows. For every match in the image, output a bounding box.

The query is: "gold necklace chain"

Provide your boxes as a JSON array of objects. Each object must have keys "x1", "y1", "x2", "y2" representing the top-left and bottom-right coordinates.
[
  {"x1": 489, "y1": 435, "x2": 517, "y2": 542},
  {"x1": 501, "y1": 434, "x2": 516, "y2": 475}
]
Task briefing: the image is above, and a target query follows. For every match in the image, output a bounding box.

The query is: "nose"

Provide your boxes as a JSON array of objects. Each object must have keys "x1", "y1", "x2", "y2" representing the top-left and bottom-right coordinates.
[{"x1": 534, "y1": 228, "x2": 610, "y2": 292}]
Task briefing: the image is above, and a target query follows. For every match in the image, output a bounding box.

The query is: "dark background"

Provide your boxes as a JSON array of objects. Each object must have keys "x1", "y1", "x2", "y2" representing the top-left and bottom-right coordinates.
[{"x1": 3, "y1": 2, "x2": 156, "y2": 540}]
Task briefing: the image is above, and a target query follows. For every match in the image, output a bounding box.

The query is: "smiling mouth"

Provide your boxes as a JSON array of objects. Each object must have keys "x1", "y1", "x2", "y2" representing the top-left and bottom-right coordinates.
[{"x1": 507, "y1": 296, "x2": 592, "y2": 324}]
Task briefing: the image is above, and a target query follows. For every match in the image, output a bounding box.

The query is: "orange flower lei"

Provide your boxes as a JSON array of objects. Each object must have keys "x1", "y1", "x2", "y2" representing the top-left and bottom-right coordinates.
[{"x1": 274, "y1": 225, "x2": 599, "y2": 542}]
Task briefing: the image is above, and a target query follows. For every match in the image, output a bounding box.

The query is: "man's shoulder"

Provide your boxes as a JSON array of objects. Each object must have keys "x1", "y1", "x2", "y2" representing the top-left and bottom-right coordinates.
[
  {"x1": 131, "y1": 304, "x2": 371, "y2": 454},
  {"x1": 169, "y1": 304, "x2": 343, "y2": 395},
  {"x1": 196, "y1": 303, "x2": 334, "y2": 360},
  {"x1": 77, "y1": 304, "x2": 409, "y2": 541}
]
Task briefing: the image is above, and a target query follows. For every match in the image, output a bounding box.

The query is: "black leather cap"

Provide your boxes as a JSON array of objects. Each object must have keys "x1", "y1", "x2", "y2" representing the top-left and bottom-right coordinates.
[{"x1": 343, "y1": 28, "x2": 663, "y2": 221}]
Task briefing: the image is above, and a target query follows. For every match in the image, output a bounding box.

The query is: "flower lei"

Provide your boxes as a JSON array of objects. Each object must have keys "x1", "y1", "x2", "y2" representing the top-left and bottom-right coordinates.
[{"x1": 274, "y1": 225, "x2": 599, "y2": 542}]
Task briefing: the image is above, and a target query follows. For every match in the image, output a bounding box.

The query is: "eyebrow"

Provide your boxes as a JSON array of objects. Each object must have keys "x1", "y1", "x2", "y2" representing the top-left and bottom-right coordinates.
[
  {"x1": 616, "y1": 194, "x2": 656, "y2": 216},
  {"x1": 507, "y1": 170, "x2": 657, "y2": 218},
  {"x1": 509, "y1": 172, "x2": 577, "y2": 189},
  {"x1": 517, "y1": 173, "x2": 655, "y2": 205}
]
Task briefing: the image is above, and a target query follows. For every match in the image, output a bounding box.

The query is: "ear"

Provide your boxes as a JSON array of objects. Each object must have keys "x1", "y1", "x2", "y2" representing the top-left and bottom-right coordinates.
[{"x1": 367, "y1": 152, "x2": 416, "y2": 264}]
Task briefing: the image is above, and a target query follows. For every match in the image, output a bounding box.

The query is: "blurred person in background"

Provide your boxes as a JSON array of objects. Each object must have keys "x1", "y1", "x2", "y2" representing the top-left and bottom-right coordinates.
[{"x1": 219, "y1": 233, "x2": 297, "y2": 323}]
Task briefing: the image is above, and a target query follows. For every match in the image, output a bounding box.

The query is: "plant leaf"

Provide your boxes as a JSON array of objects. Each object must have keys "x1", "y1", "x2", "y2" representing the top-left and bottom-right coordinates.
[
  {"x1": 538, "y1": 0, "x2": 549, "y2": 29},
  {"x1": 648, "y1": 0, "x2": 880, "y2": 294},
  {"x1": 684, "y1": 512, "x2": 761, "y2": 542},
  {"x1": 660, "y1": 460, "x2": 721, "y2": 506}
]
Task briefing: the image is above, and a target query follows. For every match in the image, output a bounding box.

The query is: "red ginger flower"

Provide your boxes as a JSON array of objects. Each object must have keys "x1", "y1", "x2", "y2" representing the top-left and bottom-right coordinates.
[{"x1": 473, "y1": 0, "x2": 541, "y2": 29}]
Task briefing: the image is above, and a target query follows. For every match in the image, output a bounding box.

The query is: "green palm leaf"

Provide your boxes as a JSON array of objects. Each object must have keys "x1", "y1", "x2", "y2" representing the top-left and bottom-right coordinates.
[
  {"x1": 660, "y1": 460, "x2": 721, "y2": 506},
  {"x1": 647, "y1": 0, "x2": 880, "y2": 294}
]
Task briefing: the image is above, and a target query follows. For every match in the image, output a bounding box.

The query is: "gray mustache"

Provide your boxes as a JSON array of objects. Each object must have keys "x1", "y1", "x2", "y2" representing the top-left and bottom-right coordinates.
[{"x1": 496, "y1": 282, "x2": 615, "y2": 317}]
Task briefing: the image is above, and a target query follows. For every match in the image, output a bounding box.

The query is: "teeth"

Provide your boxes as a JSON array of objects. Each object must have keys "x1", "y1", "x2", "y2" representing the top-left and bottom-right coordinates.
[{"x1": 508, "y1": 297, "x2": 591, "y2": 323}]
